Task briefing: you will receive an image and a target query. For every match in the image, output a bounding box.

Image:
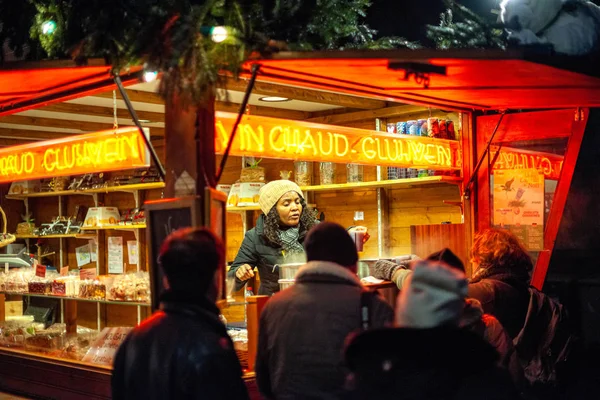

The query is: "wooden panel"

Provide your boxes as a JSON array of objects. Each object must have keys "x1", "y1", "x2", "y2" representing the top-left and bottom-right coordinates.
[
  {"x1": 477, "y1": 109, "x2": 575, "y2": 143},
  {"x1": 410, "y1": 224, "x2": 469, "y2": 275}
]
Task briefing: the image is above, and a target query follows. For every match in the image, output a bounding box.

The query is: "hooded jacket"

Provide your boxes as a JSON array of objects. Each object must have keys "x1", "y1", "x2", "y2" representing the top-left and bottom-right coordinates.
[
  {"x1": 229, "y1": 214, "x2": 310, "y2": 296},
  {"x1": 112, "y1": 292, "x2": 249, "y2": 400},
  {"x1": 460, "y1": 298, "x2": 525, "y2": 389},
  {"x1": 256, "y1": 261, "x2": 394, "y2": 400}
]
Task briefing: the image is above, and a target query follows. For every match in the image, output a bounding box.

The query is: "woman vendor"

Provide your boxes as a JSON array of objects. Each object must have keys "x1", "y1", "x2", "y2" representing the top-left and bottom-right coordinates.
[{"x1": 229, "y1": 180, "x2": 318, "y2": 296}]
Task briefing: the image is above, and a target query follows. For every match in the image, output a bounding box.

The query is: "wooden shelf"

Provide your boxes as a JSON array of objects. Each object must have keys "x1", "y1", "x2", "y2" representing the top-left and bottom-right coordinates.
[
  {"x1": 6, "y1": 182, "x2": 164, "y2": 199},
  {"x1": 81, "y1": 224, "x2": 146, "y2": 231},
  {"x1": 300, "y1": 176, "x2": 462, "y2": 192},
  {"x1": 15, "y1": 233, "x2": 96, "y2": 240},
  {"x1": 227, "y1": 204, "x2": 317, "y2": 213},
  {"x1": 1, "y1": 291, "x2": 150, "y2": 307}
]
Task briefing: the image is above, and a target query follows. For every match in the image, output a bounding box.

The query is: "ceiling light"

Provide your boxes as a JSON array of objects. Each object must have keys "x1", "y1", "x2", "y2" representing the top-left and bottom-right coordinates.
[{"x1": 259, "y1": 96, "x2": 291, "y2": 102}]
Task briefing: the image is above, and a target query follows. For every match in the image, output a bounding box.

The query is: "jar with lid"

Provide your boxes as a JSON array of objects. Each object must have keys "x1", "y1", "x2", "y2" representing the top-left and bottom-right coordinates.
[
  {"x1": 319, "y1": 162, "x2": 336, "y2": 185},
  {"x1": 294, "y1": 161, "x2": 313, "y2": 186}
]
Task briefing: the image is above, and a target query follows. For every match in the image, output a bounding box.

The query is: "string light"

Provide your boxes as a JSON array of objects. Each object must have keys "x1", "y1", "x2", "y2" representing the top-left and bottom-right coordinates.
[
  {"x1": 143, "y1": 71, "x2": 158, "y2": 83},
  {"x1": 210, "y1": 26, "x2": 229, "y2": 43},
  {"x1": 41, "y1": 20, "x2": 57, "y2": 35}
]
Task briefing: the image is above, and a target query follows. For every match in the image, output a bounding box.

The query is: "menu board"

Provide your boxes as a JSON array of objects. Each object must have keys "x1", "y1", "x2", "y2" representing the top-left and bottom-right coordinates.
[{"x1": 493, "y1": 169, "x2": 544, "y2": 251}]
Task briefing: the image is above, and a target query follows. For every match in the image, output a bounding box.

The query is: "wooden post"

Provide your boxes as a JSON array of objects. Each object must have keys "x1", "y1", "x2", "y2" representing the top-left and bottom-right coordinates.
[
  {"x1": 64, "y1": 300, "x2": 77, "y2": 334},
  {"x1": 246, "y1": 295, "x2": 269, "y2": 372},
  {"x1": 164, "y1": 95, "x2": 217, "y2": 198}
]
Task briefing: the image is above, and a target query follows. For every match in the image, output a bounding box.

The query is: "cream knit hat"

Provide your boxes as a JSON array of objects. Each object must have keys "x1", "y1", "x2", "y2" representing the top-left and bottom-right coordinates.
[{"x1": 258, "y1": 180, "x2": 304, "y2": 215}]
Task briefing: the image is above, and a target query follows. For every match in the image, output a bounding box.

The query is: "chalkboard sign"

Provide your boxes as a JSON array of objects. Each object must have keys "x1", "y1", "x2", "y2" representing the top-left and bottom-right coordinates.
[
  {"x1": 145, "y1": 189, "x2": 228, "y2": 312},
  {"x1": 145, "y1": 196, "x2": 201, "y2": 311}
]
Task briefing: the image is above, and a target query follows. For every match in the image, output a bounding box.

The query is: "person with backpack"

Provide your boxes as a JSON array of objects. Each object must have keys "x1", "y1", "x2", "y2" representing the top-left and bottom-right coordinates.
[{"x1": 255, "y1": 222, "x2": 394, "y2": 400}]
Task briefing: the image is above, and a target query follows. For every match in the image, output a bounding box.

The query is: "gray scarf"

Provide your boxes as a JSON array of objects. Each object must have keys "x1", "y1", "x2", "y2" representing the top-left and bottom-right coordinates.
[{"x1": 278, "y1": 226, "x2": 304, "y2": 254}]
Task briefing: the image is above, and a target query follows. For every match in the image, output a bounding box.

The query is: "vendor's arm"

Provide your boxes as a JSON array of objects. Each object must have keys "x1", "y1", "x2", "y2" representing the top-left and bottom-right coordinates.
[
  {"x1": 229, "y1": 231, "x2": 259, "y2": 291},
  {"x1": 372, "y1": 256, "x2": 419, "y2": 290}
]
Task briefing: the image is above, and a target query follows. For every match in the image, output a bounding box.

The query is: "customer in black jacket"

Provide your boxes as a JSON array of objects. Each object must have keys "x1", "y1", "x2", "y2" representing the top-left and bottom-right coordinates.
[
  {"x1": 112, "y1": 228, "x2": 248, "y2": 400},
  {"x1": 229, "y1": 180, "x2": 318, "y2": 295}
]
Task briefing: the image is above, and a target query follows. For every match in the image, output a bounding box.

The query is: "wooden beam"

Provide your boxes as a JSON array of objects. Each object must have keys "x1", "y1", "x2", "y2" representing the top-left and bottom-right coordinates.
[
  {"x1": 307, "y1": 105, "x2": 427, "y2": 124},
  {"x1": 40, "y1": 103, "x2": 164, "y2": 123},
  {"x1": 90, "y1": 90, "x2": 310, "y2": 120},
  {"x1": 225, "y1": 79, "x2": 386, "y2": 110},
  {"x1": 0, "y1": 115, "x2": 164, "y2": 136},
  {"x1": 0, "y1": 128, "x2": 73, "y2": 140}
]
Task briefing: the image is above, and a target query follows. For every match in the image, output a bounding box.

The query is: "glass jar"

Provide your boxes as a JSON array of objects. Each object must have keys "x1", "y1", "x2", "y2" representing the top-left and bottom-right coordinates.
[
  {"x1": 347, "y1": 164, "x2": 364, "y2": 183},
  {"x1": 319, "y1": 162, "x2": 336, "y2": 185},
  {"x1": 294, "y1": 161, "x2": 313, "y2": 186}
]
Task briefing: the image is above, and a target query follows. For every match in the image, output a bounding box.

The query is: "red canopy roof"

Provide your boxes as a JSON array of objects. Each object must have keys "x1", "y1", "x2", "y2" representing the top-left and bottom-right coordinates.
[
  {"x1": 244, "y1": 50, "x2": 600, "y2": 111},
  {"x1": 0, "y1": 60, "x2": 143, "y2": 116}
]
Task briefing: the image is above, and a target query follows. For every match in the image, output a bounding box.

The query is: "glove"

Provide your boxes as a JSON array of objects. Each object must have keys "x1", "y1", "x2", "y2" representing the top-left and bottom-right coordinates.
[
  {"x1": 373, "y1": 260, "x2": 401, "y2": 281},
  {"x1": 394, "y1": 254, "x2": 421, "y2": 268}
]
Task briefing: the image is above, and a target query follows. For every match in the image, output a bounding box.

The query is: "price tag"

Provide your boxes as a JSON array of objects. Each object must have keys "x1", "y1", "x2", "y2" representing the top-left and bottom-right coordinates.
[
  {"x1": 35, "y1": 264, "x2": 46, "y2": 278},
  {"x1": 79, "y1": 268, "x2": 97, "y2": 280},
  {"x1": 60, "y1": 266, "x2": 69, "y2": 276}
]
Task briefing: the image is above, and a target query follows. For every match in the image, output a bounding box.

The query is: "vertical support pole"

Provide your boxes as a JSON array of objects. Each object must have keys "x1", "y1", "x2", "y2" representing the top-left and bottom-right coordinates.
[
  {"x1": 461, "y1": 112, "x2": 476, "y2": 278},
  {"x1": 246, "y1": 295, "x2": 269, "y2": 372},
  {"x1": 65, "y1": 300, "x2": 77, "y2": 334},
  {"x1": 375, "y1": 118, "x2": 388, "y2": 258},
  {"x1": 531, "y1": 108, "x2": 587, "y2": 290}
]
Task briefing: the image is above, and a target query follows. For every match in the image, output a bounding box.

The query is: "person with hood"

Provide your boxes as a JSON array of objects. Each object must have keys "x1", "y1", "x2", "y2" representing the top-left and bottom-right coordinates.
[
  {"x1": 255, "y1": 222, "x2": 394, "y2": 400},
  {"x1": 373, "y1": 228, "x2": 531, "y2": 339},
  {"x1": 229, "y1": 180, "x2": 318, "y2": 296},
  {"x1": 343, "y1": 260, "x2": 522, "y2": 400},
  {"x1": 112, "y1": 228, "x2": 248, "y2": 400}
]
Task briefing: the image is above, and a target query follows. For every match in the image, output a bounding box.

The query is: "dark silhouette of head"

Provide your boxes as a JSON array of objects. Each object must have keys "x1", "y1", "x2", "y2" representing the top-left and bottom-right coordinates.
[
  {"x1": 159, "y1": 228, "x2": 224, "y2": 297},
  {"x1": 304, "y1": 222, "x2": 358, "y2": 270},
  {"x1": 427, "y1": 248, "x2": 465, "y2": 273}
]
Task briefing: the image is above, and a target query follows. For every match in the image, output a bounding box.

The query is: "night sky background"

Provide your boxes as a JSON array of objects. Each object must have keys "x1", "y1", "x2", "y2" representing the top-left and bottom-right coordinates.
[{"x1": 366, "y1": 0, "x2": 502, "y2": 44}]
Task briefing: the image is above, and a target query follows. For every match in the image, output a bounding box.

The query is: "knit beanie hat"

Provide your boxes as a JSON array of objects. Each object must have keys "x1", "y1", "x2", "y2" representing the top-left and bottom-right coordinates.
[
  {"x1": 426, "y1": 248, "x2": 465, "y2": 273},
  {"x1": 258, "y1": 180, "x2": 304, "y2": 215},
  {"x1": 396, "y1": 261, "x2": 468, "y2": 329}
]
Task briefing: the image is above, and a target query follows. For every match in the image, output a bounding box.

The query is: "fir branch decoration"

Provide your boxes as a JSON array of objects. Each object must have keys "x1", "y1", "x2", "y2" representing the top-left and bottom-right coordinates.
[{"x1": 426, "y1": 0, "x2": 507, "y2": 50}]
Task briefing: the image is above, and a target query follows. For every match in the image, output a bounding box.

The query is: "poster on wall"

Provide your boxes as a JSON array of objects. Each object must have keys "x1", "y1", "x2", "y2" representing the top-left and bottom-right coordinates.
[{"x1": 493, "y1": 169, "x2": 544, "y2": 251}]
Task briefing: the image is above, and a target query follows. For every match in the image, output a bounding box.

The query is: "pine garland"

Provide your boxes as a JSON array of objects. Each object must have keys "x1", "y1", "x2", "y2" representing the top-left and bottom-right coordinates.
[{"x1": 426, "y1": 0, "x2": 507, "y2": 50}]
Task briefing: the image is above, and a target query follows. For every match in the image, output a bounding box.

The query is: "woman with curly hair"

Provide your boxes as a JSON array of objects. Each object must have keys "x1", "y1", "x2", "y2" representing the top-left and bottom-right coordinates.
[
  {"x1": 229, "y1": 180, "x2": 318, "y2": 296},
  {"x1": 469, "y1": 228, "x2": 532, "y2": 339}
]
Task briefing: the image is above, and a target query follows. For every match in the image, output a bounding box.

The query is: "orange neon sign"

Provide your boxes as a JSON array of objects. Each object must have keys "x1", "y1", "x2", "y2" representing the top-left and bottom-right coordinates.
[
  {"x1": 491, "y1": 147, "x2": 564, "y2": 180},
  {"x1": 215, "y1": 112, "x2": 461, "y2": 170},
  {"x1": 0, "y1": 127, "x2": 150, "y2": 183}
]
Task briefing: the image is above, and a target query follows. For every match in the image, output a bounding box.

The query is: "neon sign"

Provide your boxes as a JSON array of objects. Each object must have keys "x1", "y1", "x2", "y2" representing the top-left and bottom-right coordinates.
[
  {"x1": 0, "y1": 127, "x2": 150, "y2": 183},
  {"x1": 215, "y1": 112, "x2": 461, "y2": 170},
  {"x1": 491, "y1": 147, "x2": 563, "y2": 180}
]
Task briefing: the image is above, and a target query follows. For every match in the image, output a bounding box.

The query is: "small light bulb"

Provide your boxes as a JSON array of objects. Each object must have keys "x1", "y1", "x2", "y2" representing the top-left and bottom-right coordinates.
[
  {"x1": 210, "y1": 26, "x2": 229, "y2": 43},
  {"x1": 143, "y1": 71, "x2": 158, "y2": 83},
  {"x1": 42, "y1": 20, "x2": 57, "y2": 35}
]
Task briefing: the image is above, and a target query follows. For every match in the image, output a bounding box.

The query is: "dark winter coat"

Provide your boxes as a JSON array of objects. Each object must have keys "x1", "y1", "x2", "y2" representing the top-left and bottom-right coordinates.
[
  {"x1": 112, "y1": 292, "x2": 249, "y2": 400},
  {"x1": 256, "y1": 261, "x2": 394, "y2": 400},
  {"x1": 343, "y1": 327, "x2": 523, "y2": 400},
  {"x1": 468, "y1": 265, "x2": 531, "y2": 339},
  {"x1": 229, "y1": 215, "x2": 309, "y2": 296},
  {"x1": 460, "y1": 298, "x2": 525, "y2": 390}
]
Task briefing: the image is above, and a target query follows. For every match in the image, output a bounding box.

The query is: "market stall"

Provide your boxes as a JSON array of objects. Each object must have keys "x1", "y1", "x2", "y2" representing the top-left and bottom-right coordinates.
[{"x1": 0, "y1": 50, "x2": 598, "y2": 399}]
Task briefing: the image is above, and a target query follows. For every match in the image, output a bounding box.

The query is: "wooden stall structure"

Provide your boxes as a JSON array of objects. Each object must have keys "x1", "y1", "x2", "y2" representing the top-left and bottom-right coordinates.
[{"x1": 0, "y1": 50, "x2": 598, "y2": 400}]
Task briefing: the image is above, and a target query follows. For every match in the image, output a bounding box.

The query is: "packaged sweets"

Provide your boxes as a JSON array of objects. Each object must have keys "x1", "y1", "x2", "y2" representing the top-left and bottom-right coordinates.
[
  {"x1": 438, "y1": 119, "x2": 447, "y2": 139},
  {"x1": 52, "y1": 276, "x2": 80, "y2": 297},
  {"x1": 417, "y1": 119, "x2": 428, "y2": 136},
  {"x1": 79, "y1": 280, "x2": 106, "y2": 300},
  {"x1": 427, "y1": 118, "x2": 440, "y2": 138},
  {"x1": 387, "y1": 167, "x2": 398, "y2": 180},
  {"x1": 407, "y1": 120, "x2": 418, "y2": 135},
  {"x1": 386, "y1": 123, "x2": 397, "y2": 133},
  {"x1": 28, "y1": 280, "x2": 51, "y2": 294},
  {"x1": 319, "y1": 162, "x2": 336, "y2": 185},
  {"x1": 447, "y1": 121, "x2": 456, "y2": 140},
  {"x1": 6, "y1": 268, "x2": 35, "y2": 293},
  {"x1": 294, "y1": 161, "x2": 313, "y2": 187},
  {"x1": 396, "y1": 121, "x2": 408, "y2": 135},
  {"x1": 407, "y1": 169, "x2": 419, "y2": 179},
  {"x1": 109, "y1": 272, "x2": 150, "y2": 302}
]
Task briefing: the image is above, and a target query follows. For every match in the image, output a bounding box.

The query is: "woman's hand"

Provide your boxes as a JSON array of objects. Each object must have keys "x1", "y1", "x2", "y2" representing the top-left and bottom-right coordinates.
[{"x1": 235, "y1": 264, "x2": 255, "y2": 281}]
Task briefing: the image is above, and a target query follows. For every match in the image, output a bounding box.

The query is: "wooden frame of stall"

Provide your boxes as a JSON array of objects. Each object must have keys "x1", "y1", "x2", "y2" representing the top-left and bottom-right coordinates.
[{"x1": 0, "y1": 51, "x2": 598, "y2": 400}]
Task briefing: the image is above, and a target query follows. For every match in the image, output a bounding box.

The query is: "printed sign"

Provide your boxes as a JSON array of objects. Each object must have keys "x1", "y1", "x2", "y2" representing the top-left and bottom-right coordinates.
[
  {"x1": 215, "y1": 112, "x2": 461, "y2": 171},
  {"x1": 75, "y1": 244, "x2": 92, "y2": 267},
  {"x1": 82, "y1": 327, "x2": 132, "y2": 366},
  {"x1": 493, "y1": 169, "x2": 544, "y2": 251},
  {"x1": 60, "y1": 266, "x2": 69, "y2": 276},
  {"x1": 79, "y1": 267, "x2": 96, "y2": 280},
  {"x1": 108, "y1": 237, "x2": 124, "y2": 274},
  {"x1": 35, "y1": 264, "x2": 46, "y2": 278},
  {"x1": 127, "y1": 241, "x2": 138, "y2": 265}
]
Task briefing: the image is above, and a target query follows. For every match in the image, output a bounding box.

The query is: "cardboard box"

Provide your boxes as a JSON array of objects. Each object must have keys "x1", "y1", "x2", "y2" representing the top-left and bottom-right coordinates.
[
  {"x1": 83, "y1": 207, "x2": 121, "y2": 227},
  {"x1": 227, "y1": 183, "x2": 241, "y2": 207},
  {"x1": 5, "y1": 301, "x2": 23, "y2": 317}
]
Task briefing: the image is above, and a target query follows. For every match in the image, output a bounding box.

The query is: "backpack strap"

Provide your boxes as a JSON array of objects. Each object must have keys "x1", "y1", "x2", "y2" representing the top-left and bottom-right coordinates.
[{"x1": 360, "y1": 289, "x2": 377, "y2": 330}]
